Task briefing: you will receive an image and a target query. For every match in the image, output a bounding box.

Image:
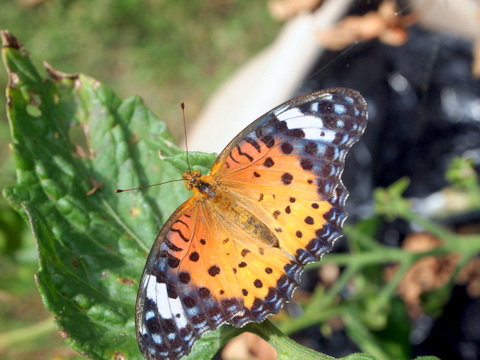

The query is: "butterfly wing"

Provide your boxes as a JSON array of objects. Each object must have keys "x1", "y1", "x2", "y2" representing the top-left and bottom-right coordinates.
[
  {"x1": 135, "y1": 88, "x2": 367, "y2": 360},
  {"x1": 136, "y1": 195, "x2": 298, "y2": 360},
  {"x1": 211, "y1": 88, "x2": 367, "y2": 265}
]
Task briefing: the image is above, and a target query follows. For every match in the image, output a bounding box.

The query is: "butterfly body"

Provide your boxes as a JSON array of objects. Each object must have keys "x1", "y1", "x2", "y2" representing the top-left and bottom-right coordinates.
[{"x1": 136, "y1": 88, "x2": 368, "y2": 360}]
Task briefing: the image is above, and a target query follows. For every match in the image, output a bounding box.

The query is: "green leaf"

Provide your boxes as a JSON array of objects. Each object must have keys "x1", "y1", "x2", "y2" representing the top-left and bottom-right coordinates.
[
  {"x1": 1, "y1": 30, "x2": 218, "y2": 359},
  {"x1": 340, "y1": 354, "x2": 378, "y2": 360},
  {"x1": 445, "y1": 156, "x2": 480, "y2": 208},
  {"x1": 344, "y1": 297, "x2": 412, "y2": 360},
  {"x1": 373, "y1": 178, "x2": 411, "y2": 220},
  {"x1": 180, "y1": 324, "x2": 244, "y2": 360}
]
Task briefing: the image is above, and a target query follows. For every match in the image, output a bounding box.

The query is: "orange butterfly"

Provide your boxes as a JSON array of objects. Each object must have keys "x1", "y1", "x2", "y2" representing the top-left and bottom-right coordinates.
[{"x1": 135, "y1": 88, "x2": 368, "y2": 360}]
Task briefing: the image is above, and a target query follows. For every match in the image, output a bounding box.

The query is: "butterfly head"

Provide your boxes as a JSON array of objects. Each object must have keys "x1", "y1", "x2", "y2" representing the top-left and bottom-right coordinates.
[{"x1": 183, "y1": 170, "x2": 217, "y2": 198}]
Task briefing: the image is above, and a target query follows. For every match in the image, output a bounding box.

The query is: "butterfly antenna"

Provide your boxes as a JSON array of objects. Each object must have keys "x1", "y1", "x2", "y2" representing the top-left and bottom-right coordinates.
[
  {"x1": 115, "y1": 179, "x2": 185, "y2": 193},
  {"x1": 311, "y1": 42, "x2": 357, "y2": 79},
  {"x1": 181, "y1": 102, "x2": 192, "y2": 173}
]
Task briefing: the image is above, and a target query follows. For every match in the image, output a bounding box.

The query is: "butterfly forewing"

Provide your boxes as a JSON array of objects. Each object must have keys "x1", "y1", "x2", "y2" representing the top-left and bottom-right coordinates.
[
  {"x1": 213, "y1": 88, "x2": 367, "y2": 263},
  {"x1": 136, "y1": 88, "x2": 367, "y2": 360}
]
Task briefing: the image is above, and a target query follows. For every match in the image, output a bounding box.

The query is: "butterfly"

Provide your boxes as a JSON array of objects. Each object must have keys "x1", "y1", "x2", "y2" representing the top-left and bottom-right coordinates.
[{"x1": 135, "y1": 88, "x2": 368, "y2": 360}]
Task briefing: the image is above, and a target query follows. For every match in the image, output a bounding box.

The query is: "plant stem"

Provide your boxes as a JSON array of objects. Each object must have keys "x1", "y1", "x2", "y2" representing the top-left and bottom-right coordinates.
[
  {"x1": 0, "y1": 317, "x2": 55, "y2": 351},
  {"x1": 279, "y1": 305, "x2": 347, "y2": 335},
  {"x1": 373, "y1": 256, "x2": 412, "y2": 311},
  {"x1": 246, "y1": 320, "x2": 335, "y2": 360}
]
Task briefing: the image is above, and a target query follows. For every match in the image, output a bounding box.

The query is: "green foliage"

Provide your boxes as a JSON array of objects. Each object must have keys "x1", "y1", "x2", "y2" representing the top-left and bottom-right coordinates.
[{"x1": 446, "y1": 157, "x2": 480, "y2": 208}]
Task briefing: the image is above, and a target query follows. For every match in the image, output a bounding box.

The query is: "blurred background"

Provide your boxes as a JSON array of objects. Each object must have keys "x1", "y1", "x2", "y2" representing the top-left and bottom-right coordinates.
[{"x1": 1, "y1": 0, "x2": 480, "y2": 359}]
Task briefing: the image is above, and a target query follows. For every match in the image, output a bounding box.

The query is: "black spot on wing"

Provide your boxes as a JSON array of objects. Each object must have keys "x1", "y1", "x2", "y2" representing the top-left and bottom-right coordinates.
[
  {"x1": 255, "y1": 128, "x2": 275, "y2": 148},
  {"x1": 300, "y1": 158, "x2": 313, "y2": 170},
  {"x1": 245, "y1": 137, "x2": 261, "y2": 152},
  {"x1": 254, "y1": 279, "x2": 263, "y2": 288},
  {"x1": 165, "y1": 239, "x2": 183, "y2": 252},
  {"x1": 281, "y1": 142, "x2": 293, "y2": 154},
  {"x1": 241, "y1": 249, "x2": 251, "y2": 257},
  {"x1": 274, "y1": 120, "x2": 288, "y2": 131},
  {"x1": 189, "y1": 251, "x2": 200, "y2": 262},
  {"x1": 264, "y1": 157, "x2": 274, "y2": 167},
  {"x1": 179, "y1": 272, "x2": 191, "y2": 284},
  {"x1": 318, "y1": 100, "x2": 334, "y2": 114},
  {"x1": 305, "y1": 141, "x2": 317, "y2": 155},
  {"x1": 229, "y1": 152, "x2": 240, "y2": 164},
  {"x1": 199, "y1": 287, "x2": 211, "y2": 299},
  {"x1": 286, "y1": 129, "x2": 305, "y2": 138},
  {"x1": 281, "y1": 173, "x2": 293, "y2": 185},
  {"x1": 167, "y1": 281, "x2": 178, "y2": 298},
  {"x1": 208, "y1": 265, "x2": 221, "y2": 277},
  {"x1": 170, "y1": 228, "x2": 189, "y2": 243},
  {"x1": 236, "y1": 144, "x2": 254, "y2": 162}
]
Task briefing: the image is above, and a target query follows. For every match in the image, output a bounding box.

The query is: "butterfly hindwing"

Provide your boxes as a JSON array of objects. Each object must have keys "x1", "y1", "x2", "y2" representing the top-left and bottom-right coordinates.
[
  {"x1": 136, "y1": 88, "x2": 367, "y2": 360},
  {"x1": 136, "y1": 197, "x2": 299, "y2": 360}
]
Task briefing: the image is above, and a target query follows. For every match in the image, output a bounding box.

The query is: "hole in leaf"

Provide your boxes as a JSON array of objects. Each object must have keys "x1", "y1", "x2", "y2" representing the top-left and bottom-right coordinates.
[
  {"x1": 26, "y1": 104, "x2": 42, "y2": 117},
  {"x1": 25, "y1": 92, "x2": 42, "y2": 118},
  {"x1": 113, "y1": 352, "x2": 126, "y2": 360},
  {"x1": 68, "y1": 124, "x2": 92, "y2": 158}
]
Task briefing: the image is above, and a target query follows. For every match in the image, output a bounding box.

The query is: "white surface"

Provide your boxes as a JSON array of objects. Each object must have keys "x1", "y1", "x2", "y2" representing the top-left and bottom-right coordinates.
[
  {"x1": 411, "y1": 0, "x2": 480, "y2": 41},
  {"x1": 187, "y1": 0, "x2": 356, "y2": 154}
]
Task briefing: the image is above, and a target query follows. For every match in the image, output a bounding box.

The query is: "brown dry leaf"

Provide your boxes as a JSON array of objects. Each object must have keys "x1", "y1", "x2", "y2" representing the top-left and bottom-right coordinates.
[
  {"x1": 386, "y1": 232, "x2": 480, "y2": 318},
  {"x1": 317, "y1": 263, "x2": 340, "y2": 287},
  {"x1": 268, "y1": 0, "x2": 323, "y2": 21},
  {"x1": 222, "y1": 333, "x2": 277, "y2": 360},
  {"x1": 457, "y1": 257, "x2": 480, "y2": 297},
  {"x1": 385, "y1": 233, "x2": 459, "y2": 318},
  {"x1": 316, "y1": 0, "x2": 414, "y2": 50},
  {"x1": 402, "y1": 232, "x2": 440, "y2": 252}
]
